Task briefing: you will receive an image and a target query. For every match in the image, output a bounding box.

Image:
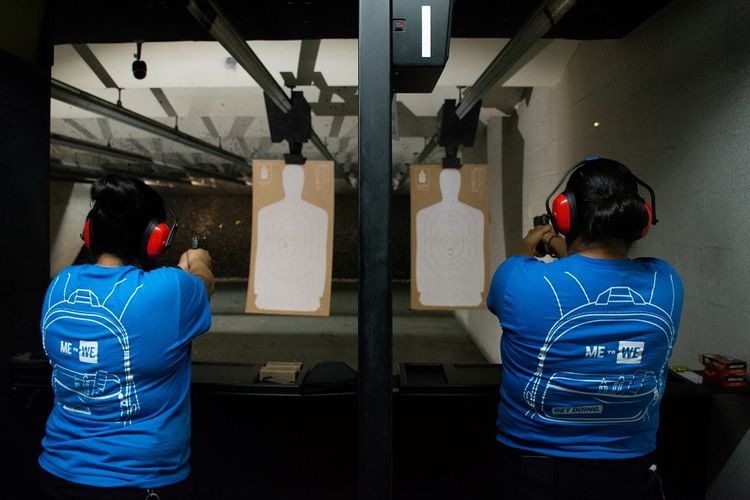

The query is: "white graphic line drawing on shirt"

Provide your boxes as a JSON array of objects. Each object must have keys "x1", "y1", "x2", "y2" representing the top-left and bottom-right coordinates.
[
  {"x1": 535, "y1": 370, "x2": 659, "y2": 422},
  {"x1": 669, "y1": 274, "x2": 675, "y2": 317},
  {"x1": 103, "y1": 278, "x2": 127, "y2": 305},
  {"x1": 43, "y1": 277, "x2": 141, "y2": 425},
  {"x1": 649, "y1": 272, "x2": 658, "y2": 303},
  {"x1": 48, "y1": 275, "x2": 61, "y2": 310},
  {"x1": 119, "y1": 284, "x2": 143, "y2": 321},
  {"x1": 565, "y1": 271, "x2": 590, "y2": 302},
  {"x1": 523, "y1": 272, "x2": 677, "y2": 425},
  {"x1": 543, "y1": 276, "x2": 563, "y2": 317},
  {"x1": 53, "y1": 365, "x2": 122, "y2": 401},
  {"x1": 63, "y1": 273, "x2": 71, "y2": 299}
]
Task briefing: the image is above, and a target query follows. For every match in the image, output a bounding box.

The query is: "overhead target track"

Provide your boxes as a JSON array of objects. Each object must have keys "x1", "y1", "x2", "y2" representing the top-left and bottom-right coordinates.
[
  {"x1": 51, "y1": 79, "x2": 250, "y2": 183},
  {"x1": 186, "y1": 0, "x2": 351, "y2": 184},
  {"x1": 404, "y1": 0, "x2": 578, "y2": 186},
  {"x1": 50, "y1": 133, "x2": 244, "y2": 185}
]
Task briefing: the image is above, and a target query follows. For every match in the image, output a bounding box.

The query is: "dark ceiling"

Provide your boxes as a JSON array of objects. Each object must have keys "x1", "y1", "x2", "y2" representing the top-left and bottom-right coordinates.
[{"x1": 52, "y1": 0, "x2": 674, "y2": 45}]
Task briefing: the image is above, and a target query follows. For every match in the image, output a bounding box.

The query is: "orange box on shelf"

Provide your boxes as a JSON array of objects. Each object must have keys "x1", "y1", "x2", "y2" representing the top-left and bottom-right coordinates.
[
  {"x1": 703, "y1": 366, "x2": 747, "y2": 388},
  {"x1": 700, "y1": 353, "x2": 747, "y2": 372}
]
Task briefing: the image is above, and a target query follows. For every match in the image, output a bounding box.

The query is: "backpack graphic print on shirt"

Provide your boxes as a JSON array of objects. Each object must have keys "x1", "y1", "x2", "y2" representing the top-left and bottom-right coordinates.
[
  {"x1": 42, "y1": 274, "x2": 141, "y2": 425},
  {"x1": 523, "y1": 275, "x2": 677, "y2": 425}
]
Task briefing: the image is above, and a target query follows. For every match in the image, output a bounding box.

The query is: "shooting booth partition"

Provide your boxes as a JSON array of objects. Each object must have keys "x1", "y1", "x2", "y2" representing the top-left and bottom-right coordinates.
[{"x1": 9, "y1": 355, "x2": 730, "y2": 500}]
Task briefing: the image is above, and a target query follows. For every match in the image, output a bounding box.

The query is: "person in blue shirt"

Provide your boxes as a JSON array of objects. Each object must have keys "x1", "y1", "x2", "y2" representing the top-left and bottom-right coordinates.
[
  {"x1": 38, "y1": 175, "x2": 215, "y2": 499},
  {"x1": 487, "y1": 158, "x2": 683, "y2": 500}
]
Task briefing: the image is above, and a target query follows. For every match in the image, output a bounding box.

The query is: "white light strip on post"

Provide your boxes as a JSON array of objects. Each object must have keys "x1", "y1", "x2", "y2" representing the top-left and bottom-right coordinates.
[{"x1": 421, "y1": 5, "x2": 432, "y2": 58}]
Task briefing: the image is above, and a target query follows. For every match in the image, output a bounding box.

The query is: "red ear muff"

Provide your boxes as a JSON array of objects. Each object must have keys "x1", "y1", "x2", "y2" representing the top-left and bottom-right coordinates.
[
  {"x1": 82, "y1": 218, "x2": 91, "y2": 249},
  {"x1": 641, "y1": 202, "x2": 653, "y2": 238},
  {"x1": 144, "y1": 222, "x2": 170, "y2": 260},
  {"x1": 551, "y1": 193, "x2": 574, "y2": 235}
]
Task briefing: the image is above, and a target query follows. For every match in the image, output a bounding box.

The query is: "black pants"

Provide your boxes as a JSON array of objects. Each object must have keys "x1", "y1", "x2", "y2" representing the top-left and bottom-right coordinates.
[
  {"x1": 492, "y1": 442, "x2": 665, "y2": 500},
  {"x1": 36, "y1": 466, "x2": 194, "y2": 500}
]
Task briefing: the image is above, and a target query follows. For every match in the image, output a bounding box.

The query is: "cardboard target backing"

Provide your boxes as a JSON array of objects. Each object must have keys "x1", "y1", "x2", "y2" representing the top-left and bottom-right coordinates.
[
  {"x1": 410, "y1": 164, "x2": 490, "y2": 310},
  {"x1": 246, "y1": 160, "x2": 334, "y2": 316}
]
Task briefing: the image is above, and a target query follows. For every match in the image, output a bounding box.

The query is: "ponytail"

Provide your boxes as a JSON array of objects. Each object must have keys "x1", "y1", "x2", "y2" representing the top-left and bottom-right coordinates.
[
  {"x1": 88, "y1": 175, "x2": 165, "y2": 262},
  {"x1": 566, "y1": 159, "x2": 648, "y2": 245}
]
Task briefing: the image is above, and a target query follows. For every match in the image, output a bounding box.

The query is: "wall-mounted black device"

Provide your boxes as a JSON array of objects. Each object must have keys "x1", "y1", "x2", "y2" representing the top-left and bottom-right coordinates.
[
  {"x1": 392, "y1": 0, "x2": 453, "y2": 93},
  {"x1": 436, "y1": 98, "x2": 481, "y2": 168},
  {"x1": 264, "y1": 91, "x2": 312, "y2": 164}
]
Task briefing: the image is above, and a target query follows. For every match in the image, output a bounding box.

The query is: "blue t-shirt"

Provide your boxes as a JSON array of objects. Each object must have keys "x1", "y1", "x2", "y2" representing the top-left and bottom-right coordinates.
[
  {"x1": 487, "y1": 254, "x2": 683, "y2": 459},
  {"x1": 39, "y1": 264, "x2": 211, "y2": 488}
]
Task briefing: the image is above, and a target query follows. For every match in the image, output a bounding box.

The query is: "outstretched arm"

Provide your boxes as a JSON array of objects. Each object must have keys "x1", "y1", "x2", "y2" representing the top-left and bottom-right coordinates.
[
  {"x1": 178, "y1": 249, "x2": 215, "y2": 297},
  {"x1": 516, "y1": 224, "x2": 568, "y2": 259}
]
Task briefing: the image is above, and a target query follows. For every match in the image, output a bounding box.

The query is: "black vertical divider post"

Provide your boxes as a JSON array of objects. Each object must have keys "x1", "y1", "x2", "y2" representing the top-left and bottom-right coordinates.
[{"x1": 358, "y1": 1, "x2": 393, "y2": 499}]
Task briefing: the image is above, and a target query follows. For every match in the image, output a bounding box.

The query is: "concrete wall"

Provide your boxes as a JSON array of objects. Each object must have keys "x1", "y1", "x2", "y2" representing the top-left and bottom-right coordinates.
[
  {"x1": 50, "y1": 181, "x2": 90, "y2": 276},
  {"x1": 48, "y1": 183, "x2": 415, "y2": 281},
  {"x1": 524, "y1": 4, "x2": 749, "y2": 369},
  {"x1": 545, "y1": 0, "x2": 746, "y2": 366},
  {"x1": 460, "y1": 1, "x2": 750, "y2": 497},
  {"x1": 464, "y1": 0, "x2": 750, "y2": 367}
]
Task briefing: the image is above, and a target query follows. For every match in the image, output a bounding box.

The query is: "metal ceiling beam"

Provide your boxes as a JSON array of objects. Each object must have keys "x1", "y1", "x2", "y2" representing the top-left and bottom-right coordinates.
[
  {"x1": 186, "y1": 0, "x2": 290, "y2": 113},
  {"x1": 150, "y1": 87, "x2": 178, "y2": 117},
  {"x1": 72, "y1": 43, "x2": 119, "y2": 89},
  {"x1": 51, "y1": 79, "x2": 249, "y2": 166},
  {"x1": 49, "y1": 158, "x2": 190, "y2": 185},
  {"x1": 310, "y1": 133, "x2": 335, "y2": 162},
  {"x1": 280, "y1": 39, "x2": 321, "y2": 88},
  {"x1": 50, "y1": 133, "x2": 246, "y2": 185},
  {"x1": 186, "y1": 0, "x2": 348, "y2": 181},
  {"x1": 413, "y1": 135, "x2": 438, "y2": 165},
  {"x1": 455, "y1": 0, "x2": 577, "y2": 119},
  {"x1": 52, "y1": 133, "x2": 155, "y2": 164},
  {"x1": 50, "y1": 158, "x2": 105, "y2": 181}
]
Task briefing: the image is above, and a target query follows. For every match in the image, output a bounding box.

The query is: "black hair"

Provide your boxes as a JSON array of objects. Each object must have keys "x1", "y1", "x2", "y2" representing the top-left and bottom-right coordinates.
[
  {"x1": 88, "y1": 175, "x2": 166, "y2": 263},
  {"x1": 566, "y1": 158, "x2": 649, "y2": 246}
]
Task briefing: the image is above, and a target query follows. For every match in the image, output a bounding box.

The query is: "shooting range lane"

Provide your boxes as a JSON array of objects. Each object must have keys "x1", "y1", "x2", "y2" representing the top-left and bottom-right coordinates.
[
  {"x1": 193, "y1": 279, "x2": 486, "y2": 372},
  {"x1": 5, "y1": 0, "x2": 750, "y2": 499},
  {"x1": 146, "y1": 182, "x2": 484, "y2": 370}
]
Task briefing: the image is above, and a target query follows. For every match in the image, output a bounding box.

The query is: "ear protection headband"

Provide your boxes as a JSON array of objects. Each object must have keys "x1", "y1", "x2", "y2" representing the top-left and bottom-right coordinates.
[
  {"x1": 82, "y1": 208, "x2": 179, "y2": 260},
  {"x1": 545, "y1": 157, "x2": 658, "y2": 239}
]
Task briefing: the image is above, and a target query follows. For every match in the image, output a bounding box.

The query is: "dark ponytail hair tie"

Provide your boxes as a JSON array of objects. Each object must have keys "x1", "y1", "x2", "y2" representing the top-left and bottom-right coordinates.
[
  {"x1": 86, "y1": 175, "x2": 166, "y2": 262},
  {"x1": 567, "y1": 159, "x2": 652, "y2": 244}
]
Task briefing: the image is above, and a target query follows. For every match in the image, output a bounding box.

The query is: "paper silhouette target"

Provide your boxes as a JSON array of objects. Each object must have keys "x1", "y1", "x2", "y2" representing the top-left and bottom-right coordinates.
[
  {"x1": 424, "y1": 209, "x2": 478, "y2": 279},
  {"x1": 246, "y1": 160, "x2": 334, "y2": 316},
  {"x1": 411, "y1": 165, "x2": 490, "y2": 310}
]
